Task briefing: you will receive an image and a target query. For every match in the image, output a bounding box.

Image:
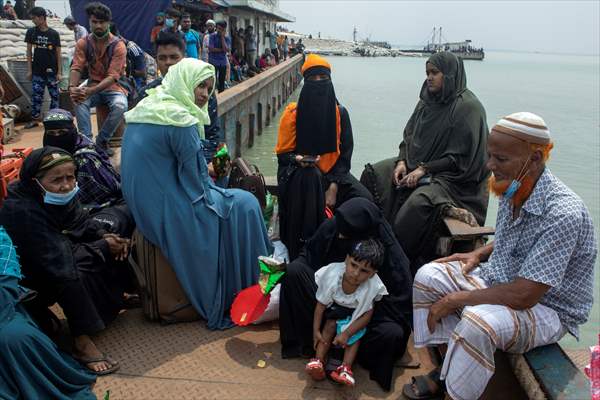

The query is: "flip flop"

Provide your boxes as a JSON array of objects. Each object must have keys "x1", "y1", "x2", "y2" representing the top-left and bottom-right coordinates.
[
  {"x1": 402, "y1": 368, "x2": 445, "y2": 400},
  {"x1": 73, "y1": 353, "x2": 120, "y2": 376}
]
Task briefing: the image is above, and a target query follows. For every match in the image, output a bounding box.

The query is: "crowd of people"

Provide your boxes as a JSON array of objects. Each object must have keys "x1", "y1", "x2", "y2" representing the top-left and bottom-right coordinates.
[
  {"x1": 147, "y1": 7, "x2": 304, "y2": 92},
  {"x1": 0, "y1": 1, "x2": 597, "y2": 399}
]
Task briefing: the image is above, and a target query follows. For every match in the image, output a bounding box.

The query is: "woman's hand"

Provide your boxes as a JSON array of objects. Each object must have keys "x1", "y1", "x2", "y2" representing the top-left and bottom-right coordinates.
[
  {"x1": 435, "y1": 251, "x2": 482, "y2": 275},
  {"x1": 294, "y1": 154, "x2": 320, "y2": 168},
  {"x1": 103, "y1": 234, "x2": 130, "y2": 261},
  {"x1": 392, "y1": 160, "x2": 407, "y2": 186},
  {"x1": 325, "y1": 182, "x2": 338, "y2": 209},
  {"x1": 332, "y1": 331, "x2": 350, "y2": 348},
  {"x1": 207, "y1": 162, "x2": 216, "y2": 178},
  {"x1": 399, "y1": 166, "x2": 426, "y2": 188}
]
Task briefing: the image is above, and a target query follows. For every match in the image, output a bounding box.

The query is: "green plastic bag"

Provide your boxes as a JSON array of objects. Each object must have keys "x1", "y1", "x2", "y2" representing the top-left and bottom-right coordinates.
[
  {"x1": 258, "y1": 256, "x2": 286, "y2": 295},
  {"x1": 262, "y1": 192, "x2": 274, "y2": 227}
]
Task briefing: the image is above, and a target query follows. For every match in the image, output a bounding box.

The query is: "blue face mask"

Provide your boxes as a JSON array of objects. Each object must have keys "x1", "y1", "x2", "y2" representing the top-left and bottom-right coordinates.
[
  {"x1": 502, "y1": 157, "x2": 532, "y2": 200},
  {"x1": 502, "y1": 179, "x2": 521, "y2": 199},
  {"x1": 165, "y1": 18, "x2": 175, "y2": 28},
  {"x1": 36, "y1": 180, "x2": 79, "y2": 205}
]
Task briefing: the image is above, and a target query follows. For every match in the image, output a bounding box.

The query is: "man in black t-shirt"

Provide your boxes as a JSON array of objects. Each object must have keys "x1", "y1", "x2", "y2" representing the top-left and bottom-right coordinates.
[{"x1": 24, "y1": 7, "x2": 62, "y2": 129}]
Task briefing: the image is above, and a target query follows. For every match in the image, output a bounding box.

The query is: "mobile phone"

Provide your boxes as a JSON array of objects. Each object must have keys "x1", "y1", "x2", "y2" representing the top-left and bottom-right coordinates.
[{"x1": 300, "y1": 155, "x2": 317, "y2": 163}]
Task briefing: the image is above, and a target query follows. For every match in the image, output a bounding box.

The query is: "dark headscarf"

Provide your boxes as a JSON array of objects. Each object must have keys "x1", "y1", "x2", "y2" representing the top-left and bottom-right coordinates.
[
  {"x1": 43, "y1": 109, "x2": 79, "y2": 154},
  {"x1": 302, "y1": 198, "x2": 413, "y2": 325},
  {"x1": 400, "y1": 51, "x2": 489, "y2": 187},
  {"x1": 19, "y1": 147, "x2": 76, "y2": 194},
  {"x1": 420, "y1": 51, "x2": 467, "y2": 105},
  {"x1": 295, "y1": 65, "x2": 338, "y2": 155}
]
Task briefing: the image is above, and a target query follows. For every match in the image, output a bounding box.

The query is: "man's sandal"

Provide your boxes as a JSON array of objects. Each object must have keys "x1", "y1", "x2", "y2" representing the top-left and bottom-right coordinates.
[
  {"x1": 73, "y1": 353, "x2": 120, "y2": 376},
  {"x1": 305, "y1": 358, "x2": 326, "y2": 381},
  {"x1": 402, "y1": 368, "x2": 445, "y2": 399}
]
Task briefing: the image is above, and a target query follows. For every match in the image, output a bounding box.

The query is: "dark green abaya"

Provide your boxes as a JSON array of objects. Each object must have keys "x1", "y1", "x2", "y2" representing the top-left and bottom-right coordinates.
[{"x1": 361, "y1": 52, "x2": 489, "y2": 270}]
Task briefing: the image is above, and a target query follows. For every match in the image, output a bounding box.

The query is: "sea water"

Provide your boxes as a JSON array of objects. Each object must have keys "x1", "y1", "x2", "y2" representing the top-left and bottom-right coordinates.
[{"x1": 243, "y1": 51, "x2": 600, "y2": 349}]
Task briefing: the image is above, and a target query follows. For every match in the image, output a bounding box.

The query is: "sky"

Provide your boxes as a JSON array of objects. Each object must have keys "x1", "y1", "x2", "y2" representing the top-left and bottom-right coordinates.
[
  {"x1": 35, "y1": 0, "x2": 600, "y2": 55},
  {"x1": 277, "y1": 0, "x2": 600, "y2": 55}
]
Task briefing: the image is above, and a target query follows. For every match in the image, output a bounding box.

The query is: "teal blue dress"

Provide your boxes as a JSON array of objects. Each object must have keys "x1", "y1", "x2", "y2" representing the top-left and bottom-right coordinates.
[
  {"x1": 121, "y1": 123, "x2": 272, "y2": 329},
  {"x1": 0, "y1": 227, "x2": 96, "y2": 399}
]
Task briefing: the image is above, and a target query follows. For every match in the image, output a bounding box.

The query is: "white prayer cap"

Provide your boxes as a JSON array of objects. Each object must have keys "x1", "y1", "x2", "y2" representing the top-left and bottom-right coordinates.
[
  {"x1": 206, "y1": 19, "x2": 216, "y2": 26},
  {"x1": 491, "y1": 112, "x2": 551, "y2": 145}
]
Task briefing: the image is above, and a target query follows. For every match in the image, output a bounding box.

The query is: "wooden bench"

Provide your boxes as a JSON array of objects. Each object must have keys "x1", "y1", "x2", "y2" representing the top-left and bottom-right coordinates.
[
  {"x1": 436, "y1": 216, "x2": 495, "y2": 257},
  {"x1": 509, "y1": 343, "x2": 589, "y2": 400}
]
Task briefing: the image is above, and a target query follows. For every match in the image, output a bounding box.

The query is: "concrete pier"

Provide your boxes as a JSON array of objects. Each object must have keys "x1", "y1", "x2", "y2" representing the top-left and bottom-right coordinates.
[{"x1": 217, "y1": 55, "x2": 303, "y2": 158}]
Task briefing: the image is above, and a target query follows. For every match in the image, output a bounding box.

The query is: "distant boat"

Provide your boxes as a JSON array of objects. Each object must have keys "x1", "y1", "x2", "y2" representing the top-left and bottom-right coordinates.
[{"x1": 401, "y1": 27, "x2": 485, "y2": 61}]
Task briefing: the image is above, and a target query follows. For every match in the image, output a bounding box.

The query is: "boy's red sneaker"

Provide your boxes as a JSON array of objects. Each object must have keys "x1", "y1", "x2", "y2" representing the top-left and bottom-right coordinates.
[
  {"x1": 330, "y1": 364, "x2": 355, "y2": 386},
  {"x1": 306, "y1": 358, "x2": 326, "y2": 381}
]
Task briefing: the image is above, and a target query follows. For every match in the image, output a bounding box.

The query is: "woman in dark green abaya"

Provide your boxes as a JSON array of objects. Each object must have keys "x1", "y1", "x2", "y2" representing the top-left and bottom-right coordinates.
[{"x1": 361, "y1": 52, "x2": 490, "y2": 272}]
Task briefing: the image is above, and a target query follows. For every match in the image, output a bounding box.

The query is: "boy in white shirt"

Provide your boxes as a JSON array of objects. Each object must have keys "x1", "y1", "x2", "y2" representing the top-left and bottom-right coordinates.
[{"x1": 307, "y1": 238, "x2": 388, "y2": 386}]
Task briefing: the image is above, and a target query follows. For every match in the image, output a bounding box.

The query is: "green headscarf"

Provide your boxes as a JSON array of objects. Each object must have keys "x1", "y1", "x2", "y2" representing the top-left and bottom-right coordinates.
[{"x1": 125, "y1": 58, "x2": 215, "y2": 138}]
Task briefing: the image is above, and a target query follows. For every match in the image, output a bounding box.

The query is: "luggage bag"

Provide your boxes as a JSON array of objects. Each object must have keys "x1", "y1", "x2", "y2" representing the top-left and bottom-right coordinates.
[{"x1": 129, "y1": 230, "x2": 200, "y2": 324}]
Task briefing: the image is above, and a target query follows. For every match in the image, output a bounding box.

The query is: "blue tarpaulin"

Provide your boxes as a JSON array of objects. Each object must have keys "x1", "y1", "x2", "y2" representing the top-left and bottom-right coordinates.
[{"x1": 69, "y1": 0, "x2": 171, "y2": 54}]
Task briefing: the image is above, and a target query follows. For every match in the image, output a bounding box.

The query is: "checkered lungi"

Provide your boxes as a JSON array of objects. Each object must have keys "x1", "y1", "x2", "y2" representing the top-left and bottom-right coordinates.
[{"x1": 413, "y1": 261, "x2": 565, "y2": 400}]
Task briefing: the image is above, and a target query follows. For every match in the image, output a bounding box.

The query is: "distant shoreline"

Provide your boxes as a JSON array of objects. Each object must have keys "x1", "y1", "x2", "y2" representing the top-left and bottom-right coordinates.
[{"x1": 280, "y1": 32, "x2": 599, "y2": 58}]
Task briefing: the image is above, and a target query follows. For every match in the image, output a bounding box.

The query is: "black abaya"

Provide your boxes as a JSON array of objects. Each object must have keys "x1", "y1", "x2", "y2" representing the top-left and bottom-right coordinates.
[
  {"x1": 0, "y1": 147, "x2": 134, "y2": 337},
  {"x1": 277, "y1": 105, "x2": 373, "y2": 260},
  {"x1": 278, "y1": 198, "x2": 412, "y2": 391}
]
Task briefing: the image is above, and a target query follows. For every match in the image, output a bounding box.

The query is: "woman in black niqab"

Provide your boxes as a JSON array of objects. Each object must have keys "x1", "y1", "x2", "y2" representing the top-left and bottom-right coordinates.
[{"x1": 278, "y1": 198, "x2": 413, "y2": 391}]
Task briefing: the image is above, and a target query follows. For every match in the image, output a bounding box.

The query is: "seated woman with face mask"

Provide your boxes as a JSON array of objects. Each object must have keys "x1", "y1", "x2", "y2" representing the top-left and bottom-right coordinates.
[{"x1": 0, "y1": 147, "x2": 135, "y2": 376}]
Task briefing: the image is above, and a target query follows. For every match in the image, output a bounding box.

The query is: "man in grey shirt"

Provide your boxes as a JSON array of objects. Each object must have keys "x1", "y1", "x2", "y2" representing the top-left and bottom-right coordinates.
[{"x1": 64, "y1": 16, "x2": 88, "y2": 43}]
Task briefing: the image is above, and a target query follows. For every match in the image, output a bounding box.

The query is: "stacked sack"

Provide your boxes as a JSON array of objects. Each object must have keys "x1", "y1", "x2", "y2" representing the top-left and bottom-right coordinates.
[{"x1": 0, "y1": 18, "x2": 76, "y2": 64}]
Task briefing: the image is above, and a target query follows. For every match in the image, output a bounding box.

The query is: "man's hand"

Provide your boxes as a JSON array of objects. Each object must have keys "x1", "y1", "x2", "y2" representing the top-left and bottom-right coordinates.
[
  {"x1": 55, "y1": 73, "x2": 62, "y2": 84},
  {"x1": 392, "y1": 160, "x2": 407, "y2": 186},
  {"x1": 427, "y1": 293, "x2": 461, "y2": 333},
  {"x1": 325, "y1": 182, "x2": 338, "y2": 209},
  {"x1": 435, "y1": 251, "x2": 481, "y2": 275},
  {"x1": 69, "y1": 87, "x2": 86, "y2": 104},
  {"x1": 332, "y1": 331, "x2": 350, "y2": 348},
  {"x1": 82, "y1": 86, "x2": 96, "y2": 100},
  {"x1": 103, "y1": 233, "x2": 130, "y2": 261},
  {"x1": 313, "y1": 330, "x2": 326, "y2": 350},
  {"x1": 399, "y1": 166, "x2": 426, "y2": 188}
]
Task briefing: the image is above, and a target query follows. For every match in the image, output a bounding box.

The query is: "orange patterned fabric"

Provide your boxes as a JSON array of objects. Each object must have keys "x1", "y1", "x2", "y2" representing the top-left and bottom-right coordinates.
[
  {"x1": 301, "y1": 54, "x2": 332, "y2": 75},
  {"x1": 275, "y1": 102, "x2": 341, "y2": 174}
]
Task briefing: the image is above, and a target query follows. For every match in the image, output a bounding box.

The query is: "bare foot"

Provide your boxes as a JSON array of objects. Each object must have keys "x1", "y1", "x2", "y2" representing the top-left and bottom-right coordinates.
[{"x1": 73, "y1": 335, "x2": 115, "y2": 373}]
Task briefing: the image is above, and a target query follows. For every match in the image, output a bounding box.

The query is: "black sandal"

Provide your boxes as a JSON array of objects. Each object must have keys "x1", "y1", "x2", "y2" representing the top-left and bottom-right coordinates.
[
  {"x1": 402, "y1": 368, "x2": 445, "y2": 400},
  {"x1": 73, "y1": 353, "x2": 120, "y2": 376}
]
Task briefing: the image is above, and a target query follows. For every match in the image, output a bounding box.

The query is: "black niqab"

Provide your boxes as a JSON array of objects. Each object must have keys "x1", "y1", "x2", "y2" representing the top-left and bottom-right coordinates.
[
  {"x1": 43, "y1": 127, "x2": 79, "y2": 155},
  {"x1": 296, "y1": 68, "x2": 338, "y2": 156}
]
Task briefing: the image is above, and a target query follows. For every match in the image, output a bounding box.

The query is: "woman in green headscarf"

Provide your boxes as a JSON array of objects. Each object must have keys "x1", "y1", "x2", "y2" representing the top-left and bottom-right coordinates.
[
  {"x1": 361, "y1": 52, "x2": 489, "y2": 273},
  {"x1": 121, "y1": 58, "x2": 272, "y2": 330}
]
